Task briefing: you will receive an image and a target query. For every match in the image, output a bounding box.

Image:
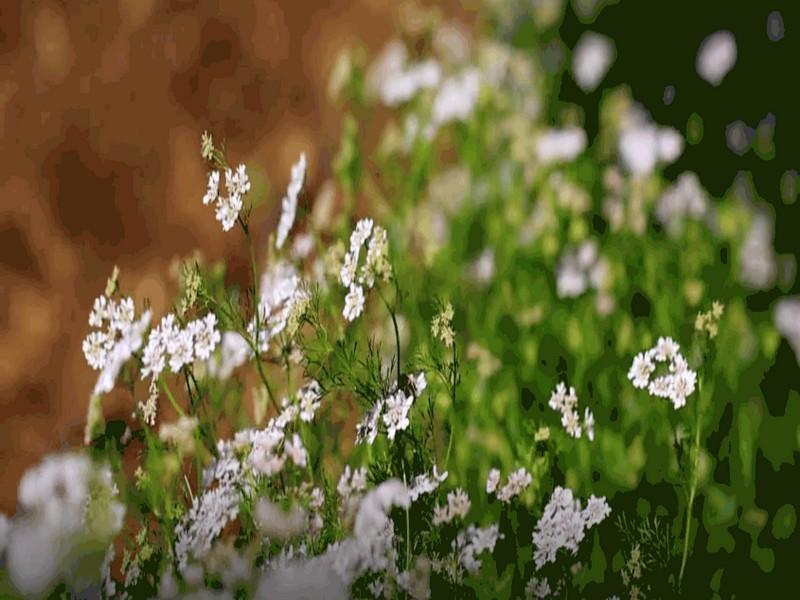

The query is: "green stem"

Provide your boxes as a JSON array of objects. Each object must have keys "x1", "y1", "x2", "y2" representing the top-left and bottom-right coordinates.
[
  {"x1": 240, "y1": 219, "x2": 277, "y2": 410},
  {"x1": 161, "y1": 380, "x2": 186, "y2": 418},
  {"x1": 444, "y1": 340, "x2": 458, "y2": 470},
  {"x1": 679, "y1": 378, "x2": 704, "y2": 588},
  {"x1": 402, "y1": 468, "x2": 411, "y2": 570}
]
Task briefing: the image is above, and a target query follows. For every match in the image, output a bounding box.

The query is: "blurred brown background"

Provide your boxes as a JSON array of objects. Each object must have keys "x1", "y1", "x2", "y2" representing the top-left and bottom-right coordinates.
[{"x1": 0, "y1": 0, "x2": 471, "y2": 513}]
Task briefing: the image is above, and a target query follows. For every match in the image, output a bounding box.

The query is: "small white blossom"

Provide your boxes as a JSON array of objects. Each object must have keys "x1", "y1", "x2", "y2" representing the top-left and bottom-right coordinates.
[
  {"x1": 343, "y1": 284, "x2": 366, "y2": 322},
  {"x1": 203, "y1": 170, "x2": 220, "y2": 205},
  {"x1": 382, "y1": 390, "x2": 413, "y2": 440},
  {"x1": 215, "y1": 193, "x2": 243, "y2": 232},
  {"x1": 284, "y1": 433, "x2": 308, "y2": 468},
  {"x1": 409, "y1": 466, "x2": 448, "y2": 502},
  {"x1": 486, "y1": 469, "x2": 500, "y2": 494},
  {"x1": 225, "y1": 164, "x2": 251, "y2": 197},
  {"x1": 627, "y1": 351, "x2": 655, "y2": 389},
  {"x1": 189, "y1": 313, "x2": 221, "y2": 361},
  {"x1": 276, "y1": 152, "x2": 307, "y2": 249},
  {"x1": 572, "y1": 32, "x2": 615, "y2": 92},
  {"x1": 497, "y1": 468, "x2": 532, "y2": 503},
  {"x1": 697, "y1": 31, "x2": 737, "y2": 86}
]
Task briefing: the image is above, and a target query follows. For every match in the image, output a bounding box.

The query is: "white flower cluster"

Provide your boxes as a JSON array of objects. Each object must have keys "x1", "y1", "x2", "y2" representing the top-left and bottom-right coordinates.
[
  {"x1": 535, "y1": 127, "x2": 587, "y2": 165},
  {"x1": 276, "y1": 152, "x2": 307, "y2": 249},
  {"x1": 618, "y1": 121, "x2": 683, "y2": 177},
  {"x1": 331, "y1": 480, "x2": 411, "y2": 586},
  {"x1": 548, "y1": 382, "x2": 595, "y2": 441},
  {"x1": 141, "y1": 312, "x2": 221, "y2": 382},
  {"x1": 432, "y1": 489, "x2": 471, "y2": 525},
  {"x1": 340, "y1": 218, "x2": 392, "y2": 322},
  {"x1": 337, "y1": 465, "x2": 369, "y2": 524},
  {"x1": 249, "y1": 261, "x2": 310, "y2": 352},
  {"x1": 82, "y1": 292, "x2": 152, "y2": 396},
  {"x1": 409, "y1": 465, "x2": 448, "y2": 502},
  {"x1": 356, "y1": 372, "x2": 426, "y2": 444},
  {"x1": 175, "y1": 440, "x2": 246, "y2": 573},
  {"x1": 5, "y1": 453, "x2": 123, "y2": 597},
  {"x1": 247, "y1": 397, "x2": 314, "y2": 477},
  {"x1": 486, "y1": 467, "x2": 533, "y2": 503},
  {"x1": 380, "y1": 59, "x2": 442, "y2": 106},
  {"x1": 532, "y1": 486, "x2": 610, "y2": 569},
  {"x1": 655, "y1": 172, "x2": 709, "y2": 236},
  {"x1": 396, "y1": 555, "x2": 432, "y2": 600},
  {"x1": 775, "y1": 297, "x2": 800, "y2": 363},
  {"x1": 696, "y1": 30, "x2": 737, "y2": 87},
  {"x1": 206, "y1": 331, "x2": 251, "y2": 381},
  {"x1": 628, "y1": 336, "x2": 697, "y2": 409},
  {"x1": 202, "y1": 164, "x2": 250, "y2": 231},
  {"x1": 739, "y1": 211, "x2": 777, "y2": 290},
  {"x1": 525, "y1": 576, "x2": 553, "y2": 600},
  {"x1": 571, "y1": 31, "x2": 615, "y2": 93},
  {"x1": 453, "y1": 524, "x2": 502, "y2": 576},
  {"x1": 556, "y1": 239, "x2": 608, "y2": 300},
  {"x1": 431, "y1": 68, "x2": 481, "y2": 128}
]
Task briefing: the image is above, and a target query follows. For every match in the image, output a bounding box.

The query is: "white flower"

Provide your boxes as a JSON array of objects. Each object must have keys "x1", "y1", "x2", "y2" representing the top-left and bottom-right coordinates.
[
  {"x1": 775, "y1": 297, "x2": 800, "y2": 363},
  {"x1": 343, "y1": 284, "x2": 365, "y2": 322},
  {"x1": 203, "y1": 170, "x2": 220, "y2": 205},
  {"x1": 532, "y1": 486, "x2": 610, "y2": 569},
  {"x1": 619, "y1": 124, "x2": 683, "y2": 176},
  {"x1": 497, "y1": 468, "x2": 532, "y2": 503},
  {"x1": 249, "y1": 428, "x2": 286, "y2": 477},
  {"x1": 167, "y1": 329, "x2": 194, "y2": 373},
  {"x1": 382, "y1": 390, "x2": 413, "y2": 440},
  {"x1": 215, "y1": 193, "x2": 242, "y2": 232},
  {"x1": 561, "y1": 410, "x2": 582, "y2": 439},
  {"x1": 356, "y1": 400, "x2": 383, "y2": 445},
  {"x1": 653, "y1": 336, "x2": 680, "y2": 362},
  {"x1": 697, "y1": 31, "x2": 737, "y2": 86},
  {"x1": 225, "y1": 164, "x2": 251, "y2": 197},
  {"x1": 572, "y1": 32, "x2": 615, "y2": 92},
  {"x1": 628, "y1": 351, "x2": 655, "y2": 389},
  {"x1": 82, "y1": 331, "x2": 111, "y2": 371},
  {"x1": 434, "y1": 489, "x2": 471, "y2": 525},
  {"x1": 409, "y1": 466, "x2": 448, "y2": 501},
  {"x1": 380, "y1": 60, "x2": 441, "y2": 106},
  {"x1": 88, "y1": 295, "x2": 109, "y2": 328},
  {"x1": 431, "y1": 68, "x2": 481, "y2": 127},
  {"x1": 486, "y1": 469, "x2": 500, "y2": 494},
  {"x1": 525, "y1": 576, "x2": 552, "y2": 600},
  {"x1": 298, "y1": 380, "x2": 323, "y2": 422},
  {"x1": 207, "y1": 331, "x2": 251, "y2": 380},
  {"x1": 350, "y1": 218, "x2": 374, "y2": 252},
  {"x1": 189, "y1": 313, "x2": 221, "y2": 361},
  {"x1": 284, "y1": 433, "x2": 308, "y2": 468},
  {"x1": 276, "y1": 152, "x2": 307, "y2": 249},
  {"x1": 583, "y1": 408, "x2": 595, "y2": 441},
  {"x1": 535, "y1": 127, "x2": 587, "y2": 165},
  {"x1": 582, "y1": 495, "x2": 611, "y2": 528},
  {"x1": 669, "y1": 369, "x2": 697, "y2": 409},
  {"x1": 409, "y1": 371, "x2": 427, "y2": 397}
]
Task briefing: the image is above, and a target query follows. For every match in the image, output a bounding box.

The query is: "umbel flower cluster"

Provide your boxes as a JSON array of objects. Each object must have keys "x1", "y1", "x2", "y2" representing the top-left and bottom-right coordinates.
[
  {"x1": 2, "y1": 3, "x2": 797, "y2": 599},
  {"x1": 627, "y1": 337, "x2": 697, "y2": 409}
]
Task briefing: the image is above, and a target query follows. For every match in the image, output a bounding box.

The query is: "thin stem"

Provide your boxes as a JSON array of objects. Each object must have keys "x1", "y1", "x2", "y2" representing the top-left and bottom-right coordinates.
[
  {"x1": 161, "y1": 380, "x2": 186, "y2": 418},
  {"x1": 380, "y1": 287, "x2": 402, "y2": 389},
  {"x1": 444, "y1": 340, "x2": 458, "y2": 470},
  {"x1": 240, "y1": 219, "x2": 277, "y2": 410},
  {"x1": 679, "y1": 378, "x2": 704, "y2": 588},
  {"x1": 402, "y1": 468, "x2": 411, "y2": 570}
]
